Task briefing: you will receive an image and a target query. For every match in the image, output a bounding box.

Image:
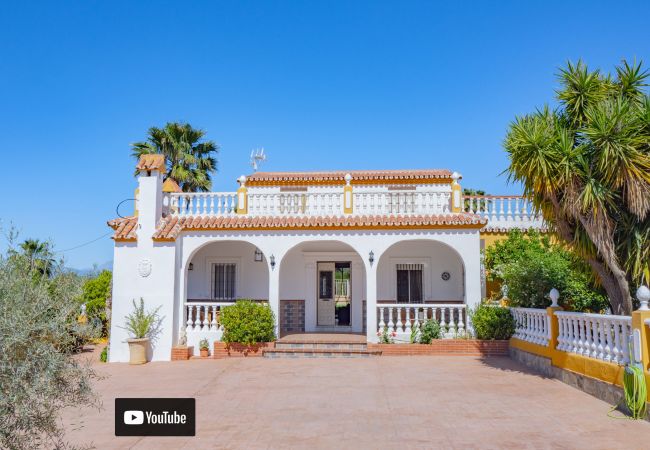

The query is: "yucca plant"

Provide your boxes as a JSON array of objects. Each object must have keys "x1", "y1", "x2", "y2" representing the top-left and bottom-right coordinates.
[{"x1": 504, "y1": 59, "x2": 650, "y2": 315}]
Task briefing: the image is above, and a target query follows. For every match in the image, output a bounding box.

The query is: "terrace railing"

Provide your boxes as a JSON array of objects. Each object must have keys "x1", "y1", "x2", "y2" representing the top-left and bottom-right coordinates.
[
  {"x1": 555, "y1": 311, "x2": 632, "y2": 364},
  {"x1": 377, "y1": 303, "x2": 467, "y2": 340},
  {"x1": 163, "y1": 191, "x2": 546, "y2": 231},
  {"x1": 464, "y1": 195, "x2": 545, "y2": 231}
]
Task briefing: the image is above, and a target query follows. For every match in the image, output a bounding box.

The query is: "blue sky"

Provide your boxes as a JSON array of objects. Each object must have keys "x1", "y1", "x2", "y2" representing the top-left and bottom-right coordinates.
[{"x1": 0, "y1": 1, "x2": 648, "y2": 270}]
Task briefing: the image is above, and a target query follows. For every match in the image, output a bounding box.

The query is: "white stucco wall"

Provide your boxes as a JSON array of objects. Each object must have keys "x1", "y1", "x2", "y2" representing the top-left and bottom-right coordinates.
[
  {"x1": 376, "y1": 240, "x2": 464, "y2": 302},
  {"x1": 108, "y1": 240, "x2": 178, "y2": 363},
  {"x1": 186, "y1": 241, "x2": 269, "y2": 300}
]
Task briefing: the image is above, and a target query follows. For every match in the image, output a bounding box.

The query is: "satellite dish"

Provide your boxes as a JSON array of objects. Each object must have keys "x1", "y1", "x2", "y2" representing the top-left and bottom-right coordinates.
[{"x1": 250, "y1": 148, "x2": 267, "y2": 172}]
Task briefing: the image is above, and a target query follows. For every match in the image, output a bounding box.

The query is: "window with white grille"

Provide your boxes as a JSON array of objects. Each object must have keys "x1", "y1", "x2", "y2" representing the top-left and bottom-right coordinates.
[{"x1": 212, "y1": 263, "x2": 236, "y2": 300}]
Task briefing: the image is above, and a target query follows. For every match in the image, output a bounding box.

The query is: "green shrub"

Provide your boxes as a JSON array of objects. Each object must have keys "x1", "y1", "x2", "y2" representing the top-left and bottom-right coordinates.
[
  {"x1": 100, "y1": 346, "x2": 108, "y2": 362},
  {"x1": 220, "y1": 300, "x2": 275, "y2": 345},
  {"x1": 485, "y1": 230, "x2": 609, "y2": 312},
  {"x1": 470, "y1": 304, "x2": 515, "y2": 340},
  {"x1": 81, "y1": 270, "x2": 111, "y2": 335},
  {"x1": 418, "y1": 319, "x2": 441, "y2": 343}
]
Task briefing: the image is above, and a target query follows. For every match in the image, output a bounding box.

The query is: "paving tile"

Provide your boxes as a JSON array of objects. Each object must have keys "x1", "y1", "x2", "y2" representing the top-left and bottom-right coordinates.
[{"x1": 62, "y1": 350, "x2": 650, "y2": 449}]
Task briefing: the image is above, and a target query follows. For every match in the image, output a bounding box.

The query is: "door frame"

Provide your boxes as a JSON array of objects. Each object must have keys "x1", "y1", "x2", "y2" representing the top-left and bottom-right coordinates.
[{"x1": 301, "y1": 252, "x2": 365, "y2": 333}]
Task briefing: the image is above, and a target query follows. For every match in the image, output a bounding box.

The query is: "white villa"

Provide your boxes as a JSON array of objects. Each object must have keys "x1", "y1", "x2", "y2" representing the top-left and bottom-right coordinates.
[{"x1": 107, "y1": 155, "x2": 544, "y2": 362}]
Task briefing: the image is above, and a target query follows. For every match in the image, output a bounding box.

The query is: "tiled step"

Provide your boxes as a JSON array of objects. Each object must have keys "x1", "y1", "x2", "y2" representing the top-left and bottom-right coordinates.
[
  {"x1": 275, "y1": 342, "x2": 368, "y2": 351},
  {"x1": 263, "y1": 348, "x2": 382, "y2": 358}
]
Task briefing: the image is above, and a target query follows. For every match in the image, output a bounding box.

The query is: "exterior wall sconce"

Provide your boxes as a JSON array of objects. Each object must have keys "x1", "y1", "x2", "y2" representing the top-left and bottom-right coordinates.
[
  {"x1": 270, "y1": 255, "x2": 276, "y2": 270},
  {"x1": 254, "y1": 248, "x2": 263, "y2": 262},
  {"x1": 188, "y1": 262, "x2": 194, "y2": 271},
  {"x1": 369, "y1": 251, "x2": 374, "y2": 266}
]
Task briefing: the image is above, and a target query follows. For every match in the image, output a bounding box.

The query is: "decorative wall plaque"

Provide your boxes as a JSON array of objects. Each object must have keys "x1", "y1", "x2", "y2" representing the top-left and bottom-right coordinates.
[{"x1": 138, "y1": 258, "x2": 152, "y2": 277}]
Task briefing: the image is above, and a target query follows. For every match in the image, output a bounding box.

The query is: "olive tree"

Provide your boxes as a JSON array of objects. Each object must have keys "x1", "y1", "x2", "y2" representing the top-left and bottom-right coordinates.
[{"x1": 0, "y1": 245, "x2": 99, "y2": 449}]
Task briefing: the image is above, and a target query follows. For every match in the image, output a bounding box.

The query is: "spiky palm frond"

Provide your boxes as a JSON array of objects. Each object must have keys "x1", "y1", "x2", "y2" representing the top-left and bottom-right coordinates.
[{"x1": 131, "y1": 122, "x2": 219, "y2": 192}]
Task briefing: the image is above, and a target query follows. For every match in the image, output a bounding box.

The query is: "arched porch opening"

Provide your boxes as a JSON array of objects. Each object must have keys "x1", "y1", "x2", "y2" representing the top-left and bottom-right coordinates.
[
  {"x1": 279, "y1": 240, "x2": 367, "y2": 336},
  {"x1": 182, "y1": 240, "x2": 270, "y2": 354},
  {"x1": 374, "y1": 239, "x2": 468, "y2": 340}
]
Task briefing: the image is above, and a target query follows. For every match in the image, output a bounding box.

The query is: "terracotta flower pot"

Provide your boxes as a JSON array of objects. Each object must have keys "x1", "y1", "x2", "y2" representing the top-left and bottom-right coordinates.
[
  {"x1": 200, "y1": 348, "x2": 209, "y2": 358},
  {"x1": 127, "y1": 338, "x2": 149, "y2": 365}
]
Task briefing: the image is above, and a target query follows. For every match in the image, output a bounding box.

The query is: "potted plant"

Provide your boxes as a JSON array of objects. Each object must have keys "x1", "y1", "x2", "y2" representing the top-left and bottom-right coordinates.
[
  {"x1": 199, "y1": 338, "x2": 210, "y2": 357},
  {"x1": 123, "y1": 298, "x2": 161, "y2": 365}
]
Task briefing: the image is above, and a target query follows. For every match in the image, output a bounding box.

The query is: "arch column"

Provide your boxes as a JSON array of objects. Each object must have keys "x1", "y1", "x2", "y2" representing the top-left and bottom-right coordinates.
[
  {"x1": 268, "y1": 257, "x2": 281, "y2": 338},
  {"x1": 365, "y1": 261, "x2": 379, "y2": 342}
]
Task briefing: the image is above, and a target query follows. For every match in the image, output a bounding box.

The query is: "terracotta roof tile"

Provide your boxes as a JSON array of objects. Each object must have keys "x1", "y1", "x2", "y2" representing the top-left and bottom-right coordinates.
[
  {"x1": 151, "y1": 213, "x2": 486, "y2": 240},
  {"x1": 245, "y1": 169, "x2": 452, "y2": 185},
  {"x1": 107, "y1": 216, "x2": 138, "y2": 241},
  {"x1": 136, "y1": 154, "x2": 167, "y2": 173}
]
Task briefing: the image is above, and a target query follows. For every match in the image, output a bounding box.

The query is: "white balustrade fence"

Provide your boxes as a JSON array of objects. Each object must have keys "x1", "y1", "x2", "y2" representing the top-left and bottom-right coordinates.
[
  {"x1": 182, "y1": 302, "x2": 235, "y2": 356},
  {"x1": 354, "y1": 190, "x2": 450, "y2": 215},
  {"x1": 464, "y1": 195, "x2": 544, "y2": 230},
  {"x1": 377, "y1": 304, "x2": 467, "y2": 340},
  {"x1": 555, "y1": 311, "x2": 632, "y2": 365},
  {"x1": 511, "y1": 307, "x2": 550, "y2": 346},
  {"x1": 248, "y1": 192, "x2": 343, "y2": 216},
  {"x1": 168, "y1": 193, "x2": 238, "y2": 216},
  {"x1": 165, "y1": 189, "x2": 453, "y2": 217},
  {"x1": 185, "y1": 302, "x2": 235, "y2": 332}
]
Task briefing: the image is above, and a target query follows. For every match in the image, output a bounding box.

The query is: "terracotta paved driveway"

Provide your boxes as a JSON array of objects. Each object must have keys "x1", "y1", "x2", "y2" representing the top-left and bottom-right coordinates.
[{"x1": 63, "y1": 353, "x2": 650, "y2": 449}]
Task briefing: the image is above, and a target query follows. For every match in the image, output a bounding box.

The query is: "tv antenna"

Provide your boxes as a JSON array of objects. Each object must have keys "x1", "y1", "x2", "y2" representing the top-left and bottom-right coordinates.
[{"x1": 250, "y1": 148, "x2": 267, "y2": 172}]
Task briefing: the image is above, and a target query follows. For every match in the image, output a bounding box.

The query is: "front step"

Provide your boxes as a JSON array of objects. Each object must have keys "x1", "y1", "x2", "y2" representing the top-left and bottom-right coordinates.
[
  {"x1": 275, "y1": 342, "x2": 368, "y2": 351},
  {"x1": 263, "y1": 348, "x2": 382, "y2": 358}
]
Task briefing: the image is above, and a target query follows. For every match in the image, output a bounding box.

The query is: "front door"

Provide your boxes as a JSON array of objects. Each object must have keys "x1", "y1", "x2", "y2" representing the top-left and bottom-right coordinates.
[{"x1": 317, "y1": 262, "x2": 335, "y2": 326}]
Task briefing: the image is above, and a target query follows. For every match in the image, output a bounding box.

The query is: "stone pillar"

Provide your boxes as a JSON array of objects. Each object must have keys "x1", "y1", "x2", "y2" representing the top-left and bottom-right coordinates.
[{"x1": 631, "y1": 285, "x2": 650, "y2": 372}]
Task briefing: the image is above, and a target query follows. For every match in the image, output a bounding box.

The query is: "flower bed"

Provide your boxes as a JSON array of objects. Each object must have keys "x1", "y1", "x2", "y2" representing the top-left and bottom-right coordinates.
[
  {"x1": 213, "y1": 341, "x2": 274, "y2": 358},
  {"x1": 368, "y1": 340, "x2": 509, "y2": 356}
]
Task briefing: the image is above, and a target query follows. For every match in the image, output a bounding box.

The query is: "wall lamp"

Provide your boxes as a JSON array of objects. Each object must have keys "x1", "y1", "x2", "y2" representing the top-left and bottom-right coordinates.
[
  {"x1": 369, "y1": 251, "x2": 374, "y2": 267},
  {"x1": 254, "y1": 248, "x2": 263, "y2": 262},
  {"x1": 188, "y1": 262, "x2": 194, "y2": 271},
  {"x1": 270, "y1": 255, "x2": 276, "y2": 270}
]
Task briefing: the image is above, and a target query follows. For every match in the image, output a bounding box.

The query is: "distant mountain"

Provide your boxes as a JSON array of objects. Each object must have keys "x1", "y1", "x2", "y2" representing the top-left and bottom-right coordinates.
[{"x1": 68, "y1": 260, "x2": 113, "y2": 276}]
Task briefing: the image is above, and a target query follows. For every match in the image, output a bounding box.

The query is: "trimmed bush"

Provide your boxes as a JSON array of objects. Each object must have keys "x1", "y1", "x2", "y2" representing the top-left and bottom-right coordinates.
[
  {"x1": 418, "y1": 319, "x2": 442, "y2": 343},
  {"x1": 220, "y1": 300, "x2": 275, "y2": 345},
  {"x1": 470, "y1": 304, "x2": 515, "y2": 340}
]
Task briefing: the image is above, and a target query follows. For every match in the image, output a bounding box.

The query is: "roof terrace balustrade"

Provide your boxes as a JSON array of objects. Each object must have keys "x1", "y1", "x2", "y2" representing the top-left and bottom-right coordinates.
[
  {"x1": 463, "y1": 195, "x2": 546, "y2": 231},
  {"x1": 165, "y1": 187, "x2": 453, "y2": 217}
]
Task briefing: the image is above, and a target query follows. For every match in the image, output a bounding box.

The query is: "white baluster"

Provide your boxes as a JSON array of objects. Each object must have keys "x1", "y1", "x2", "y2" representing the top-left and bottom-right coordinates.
[
  {"x1": 405, "y1": 307, "x2": 412, "y2": 336},
  {"x1": 457, "y1": 308, "x2": 465, "y2": 336},
  {"x1": 387, "y1": 307, "x2": 395, "y2": 332},
  {"x1": 210, "y1": 305, "x2": 217, "y2": 331},
  {"x1": 583, "y1": 317, "x2": 593, "y2": 356},
  {"x1": 602, "y1": 318, "x2": 612, "y2": 362},
  {"x1": 378, "y1": 307, "x2": 385, "y2": 331},
  {"x1": 619, "y1": 322, "x2": 629, "y2": 364},
  {"x1": 611, "y1": 320, "x2": 621, "y2": 363},
  {"x1": 395, "y1": 307, "x2": 403, "y2": 332},
  {"x1": 186, "y1": 305, "x2": 193, "y2": 331}
]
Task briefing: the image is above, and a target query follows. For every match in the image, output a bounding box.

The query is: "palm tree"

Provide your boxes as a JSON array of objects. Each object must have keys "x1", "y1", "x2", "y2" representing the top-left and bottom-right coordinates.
[
  {"x1": 504, "y1": 60, "x2": 650, "y2": 315},
  {"x1": 131, "y1": 122, "x2": 219, "y2": 192},
  {"x1": 20, "y1": 239, "x2": 55, "y2": 277}
]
